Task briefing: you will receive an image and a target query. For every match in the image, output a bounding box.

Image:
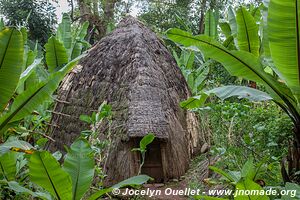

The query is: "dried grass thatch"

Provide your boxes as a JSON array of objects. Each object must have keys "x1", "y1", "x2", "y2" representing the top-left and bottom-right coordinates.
[{"x1": 48, "y1": 16, "x2": 205, "y2": 185}]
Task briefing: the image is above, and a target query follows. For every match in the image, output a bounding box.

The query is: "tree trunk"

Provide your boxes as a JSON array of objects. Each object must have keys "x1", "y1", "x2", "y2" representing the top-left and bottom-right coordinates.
[
  {"x1": 104, "y1": 0, "x2": 117, "y2": 23},
  {"x1": 76, "y1": 0, "x2": 119, "y2": 42},
  {"x1": 248, "y1": 81, "x2": 257, "y2": 89},
  {"x1": 77, "y1": 0, "x2": 96, "y2": 42},
  {"x1": 198, "y1": 0, "x2": 207, "y2": 34},
  {"x1": 77, "y1": 0, "x2": 91, "y2": 23},
  {"x1": 283, "y1": 125, "x2": 300, "y2": 183}
]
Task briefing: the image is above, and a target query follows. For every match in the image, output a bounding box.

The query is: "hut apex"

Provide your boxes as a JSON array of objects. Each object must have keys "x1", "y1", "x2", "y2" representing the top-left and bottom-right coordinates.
[{"x1": 48, "y1": 16, "x2": 204, "y2": 186}]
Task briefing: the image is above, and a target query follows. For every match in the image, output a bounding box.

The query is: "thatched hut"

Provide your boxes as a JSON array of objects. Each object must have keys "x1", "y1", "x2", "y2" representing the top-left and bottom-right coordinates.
[{"x1": 48, "y1": 16, "x2": 204, "y2": 186}]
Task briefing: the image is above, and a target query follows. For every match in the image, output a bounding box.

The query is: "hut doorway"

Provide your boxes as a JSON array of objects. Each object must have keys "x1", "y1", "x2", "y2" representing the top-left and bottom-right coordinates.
[{"x1": 141, "y1": 139, "x2": 164, "y2": 182}]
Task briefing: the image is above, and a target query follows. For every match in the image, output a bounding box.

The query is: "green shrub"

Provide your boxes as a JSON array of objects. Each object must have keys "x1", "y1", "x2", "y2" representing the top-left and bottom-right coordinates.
[{"x1": 204, "y1": 100, "x2": 292, "y2": 185}]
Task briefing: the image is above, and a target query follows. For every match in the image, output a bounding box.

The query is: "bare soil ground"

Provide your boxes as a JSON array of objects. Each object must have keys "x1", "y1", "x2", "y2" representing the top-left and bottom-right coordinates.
[{"x1": 109, "y1": 155, "x2": 223, "y2": 200}]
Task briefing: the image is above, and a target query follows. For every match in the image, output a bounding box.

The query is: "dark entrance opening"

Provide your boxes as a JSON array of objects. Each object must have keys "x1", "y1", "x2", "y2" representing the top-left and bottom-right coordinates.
[{"x1": 141, "y1": 139, "x2": 164, "y2": 182}]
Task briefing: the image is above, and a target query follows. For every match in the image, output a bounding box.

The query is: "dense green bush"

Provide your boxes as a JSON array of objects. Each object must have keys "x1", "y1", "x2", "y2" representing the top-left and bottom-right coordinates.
[
  {"x1": 204, "y1": 100, "x2": 292, "y2": 185},
  {"x1": 0, "y1": 0, "x2": 57, "y2": 45}
]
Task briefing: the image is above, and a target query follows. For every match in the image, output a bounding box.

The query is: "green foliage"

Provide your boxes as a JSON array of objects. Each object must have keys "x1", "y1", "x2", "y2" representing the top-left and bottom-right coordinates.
[
  {"x1": 167, "y1": 29, "x2": 285, "y2": 101},
  {"x1": 0, "y1": 136, "x2": 151, "y2": 199},
  {"x1": 87, "y1": 175, "x2": 151, "y2": 200},
  {"x1": 0, "y1": 152, "x2": 17, "y2": 181},
  {"x1": 45, "y1": 16, "x2": 89, "y2": 72},
  {"x1": 236, "y1": 6, "x2": 260, "y2": 56},
  {"x1": 204, "y1": 9, "x2": 218, "y2": 39},
  {"x1": 180, "y1": 86, "x2": 272, "y2": 109},
  {"x1": 219, "y1": 22, "x2": 232, "y2": 38},
  {"x1": 29, "y1": 151, "x2": 73, "y2": 200},
  {"x1": 80, "y1": 101, "x2": 112, "y2": 138},
  {"x1": 0, "y1": 18, "x2": 95, "y2": 199},
  {"x1": 172, "y1": 49, "x2": 195, "y2": 70},
  {"x1": 0, "y1": 18, "x2": 4, "y2": 31},
  {"x1": 28, "y1": 138, "x2": 97, "y2": 200},
  {"x1": 71, "y1": 22, "x2": 90, "y2": 60},
  {"x1": 228, "y1": 6, "x2": 237, "y2": 36},
  {"x1": 0, "y1": 0, "x2": 57, "y2": 44},
  {"x1": 0, "y1": 55, "x2": 84, "y2": 133},
  {"x1": 209, "y1": 165, "x2": 239, "y2": 183},
  {"x1": 202, "y1": 159, "x2": 269, "y2": 199},
  {"x1": 166, "y1": 2, "x2": 300, "y2": 153},
  {"x1": 281, "y1": 182, "x2": 300, "y2": 199},
  {"x1": 210, "y1": 158, "x2": 257, "y2": 184},
  {"x1": 206, "y1": 101, "x2": 292, "y2": 185},
  {"x1": 0, "y1": 136, "x2": 33, "y2": 155},
  {"x1": 16, "y1": 58, "x2": 42, "y2": 93},
  {"x1": 240, "y1": 158, "x2": 256, "y2": 180},
  {"x1": 0, "y1": 28, "x2": 24, "y2": 112},
  {"x1": 172, "y1": 48, "x2": 209, "y2": 94},
  {"x1": 207, "y1": 86, "x2": 272, "y2": 101},
  {"x1": 55, "y1": 15, "x2": 90, "y2": 61},
  {"x1": 235, "y1": 178, "x2": 269, "y2": 200},
  {"x1": 168, "y1": 29, "x2": 278, "y2": 99},
  {"x1": 0, "y1": 14, "x2": 88, "y2": 134},
  {"x1": 0, "y1": 10, "x2": 152, "y2": 200},
  {"x1": 45, "y1": 36, "x2": 68, "y2": 73},
  {"x1": 79, "y1": 101, "x2": 113, "y2": 185},
  {"x1": 268, "y1": 0, "x2": 300, "y2": 102},
  {"x1": 132, "y1": 133, "x2": 155, "y2": 175},
  {"x1": 133, "y1": 133, "x2": 155, "y2": 153},
  {"x1": 166, "y1": 5, "x2": 300, "y2": 184},
  {"x1": 63, "y1": 138, "x2": 95, "y2": 200},
  {"x1": 180, "y1": 94, "x2": 209, "y2": 109},
  {"x1": 138, "y1": 0, "x2": 196, "y2": 33},
  {"x1": 57, "y1": 13, "x2": 72, "y2": 52},
  {"x1": 2, "y1": 1, "x2": 298, "y2": 199}
]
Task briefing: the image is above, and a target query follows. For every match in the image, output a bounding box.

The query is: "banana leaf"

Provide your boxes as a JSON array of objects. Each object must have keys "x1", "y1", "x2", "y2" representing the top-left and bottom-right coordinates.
[
  {"x1": 17, "y1": 58, "x2": 42, "y2": 92},
  {"x1": 166, "y1": 29, "x2": 298, "y2": 120},
  {"x1": 88, "y1": 175, "x2": 151, "y2": 200},
  {"x1": 0, "y1": 136, "x2": 33, "y2": 155},
  {"x1": 236, "y1": 7, "x2": 260, "y2": 56},
  {"x1": 7, "y1": 181, "x2": 52, "y2": 200},
  {"x1": 268, "y1": 0, "x2": 300, "y2": 103},
  {"x1": 0, "y1": 18, "x2": 4, "y2": 31},
  {"x1": 45, "y1": 36, "x2": 68, "y2": 73},
  {"x1": 0, "y1": 54, "x2": 85, "y2": 132},
  {"x1": 70, "y1": 21, "x2": 89, "y2": 60},
  {"x1": 235, "y1": 178, "x2": 269, "y2": 200},
  {"x1": 0, "y1": 28, "x2": 24, "y2": 112},
  {"x1": 57, "y1": 13, "x2": 72, "y2": 51},
  {"x1": 63, "y1": 138, "x2": 94, "y2": 200},
  {"x1": 29, "y1": 151, "x2": 73, "y2": 200},
  {"x1": 228, "y1": 6, "x2": 237, "y2": 35},
  {"x1": 204, "y1": 10, "x2": 218, "y2": 39},
  {"x1": 207, "y1": 86, "x2": 272, "y2": 101},
  {"x1": 219, "y1": 22, "x2": 232, "y2": 38},
  {"x1": 0, "y1": 151, "x2": 17, "y2": 181}
]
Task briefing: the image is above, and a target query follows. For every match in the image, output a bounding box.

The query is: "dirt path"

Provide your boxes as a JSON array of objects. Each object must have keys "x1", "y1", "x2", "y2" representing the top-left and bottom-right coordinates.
[
  {"x1": 111, "y1": 155, "x2": 220, "y2": 200},
  {"x1": 142, "y1": 156, "x2": 215, "y2": 200}
]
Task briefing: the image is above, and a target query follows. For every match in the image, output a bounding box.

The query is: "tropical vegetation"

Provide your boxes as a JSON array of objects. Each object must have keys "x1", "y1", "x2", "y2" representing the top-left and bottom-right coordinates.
[{"x1": 0, "y1": 0, "x2": 300, "y2": 199}]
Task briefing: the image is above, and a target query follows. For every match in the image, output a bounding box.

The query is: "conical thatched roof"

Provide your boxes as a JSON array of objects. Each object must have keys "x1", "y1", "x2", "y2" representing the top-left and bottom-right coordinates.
[{"x1": 48, "y1": 16, "x2": 204, "y2": 185}]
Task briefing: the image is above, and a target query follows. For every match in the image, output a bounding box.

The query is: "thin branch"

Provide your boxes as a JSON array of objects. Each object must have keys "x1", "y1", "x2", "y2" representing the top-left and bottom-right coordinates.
[
  {"x1": 53, "y1": 98, "x2": 70, "y2": 104},
  {"x1": 47, "y1": 110, "x2": 72, "y2": 118},
  {"x1": 29, "y1": 130, "x2": 56, "y2": 142},
  {"x1": 71, "y1": 0, "x2": 74, "y2": 21},
  {"x1": 44, "y1": 122, "x2": 60, "y2": 128},
  {"x1": 72, "y1": 13, "x2": 89, "y2": 22}
]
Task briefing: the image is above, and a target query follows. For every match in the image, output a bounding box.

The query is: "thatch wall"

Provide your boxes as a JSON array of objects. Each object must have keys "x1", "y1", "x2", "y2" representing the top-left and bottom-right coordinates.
[{"x1": 48, "y1": 16, "x2": 204, "y2": 185}]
